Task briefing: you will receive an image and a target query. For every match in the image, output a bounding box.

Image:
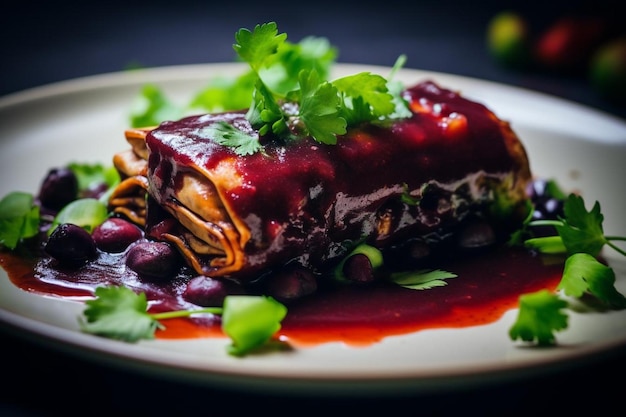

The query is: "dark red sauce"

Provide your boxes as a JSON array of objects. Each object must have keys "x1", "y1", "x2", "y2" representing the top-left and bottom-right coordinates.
[
  {"x1": 0, "y1": 245, "x2": 563, "y2": 348},
  {"x1": 0, "y1": 81, "x2": 560, "y2": 348}
]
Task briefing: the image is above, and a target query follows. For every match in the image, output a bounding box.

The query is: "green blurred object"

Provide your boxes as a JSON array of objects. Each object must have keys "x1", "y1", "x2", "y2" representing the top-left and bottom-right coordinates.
[
  {"x1": 486, "y1": 11, "x2": 530, "y2": 69},
  {"x1": 590, "y1": 37, "x2": 626, "y2": 103}
]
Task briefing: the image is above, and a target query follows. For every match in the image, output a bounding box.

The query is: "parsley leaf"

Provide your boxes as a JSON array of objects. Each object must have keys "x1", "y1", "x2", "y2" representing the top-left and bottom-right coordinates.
[
  {"x1": 233, "y1": 22, "x2": 287, "y2": 73},
  {"x1": 190, "y1": 71, "x2": 257, "y2": 113},
  {"x1": 556, "y1": 194, "x2": 606, "y2": 257},
  {"x1": 509, "y1": 289, "x2": 569, "y2": 346},
  {"x1": 130, "y1": 84, "x2": 184, "y2": 128},
  {"x1": 81, "y1": 286, "x2": 163, "y2": 342},
  {"x1": 512, "y1": 191, "x2": 626, "y2": 346},
  {"x1": 297, "y1": 70, "x2": 347, "y2": 145},
  {"x1": 332, "y1": 72, "x2": 395, "y2": 124},
  {"x1": 79, "y1": 286, "x2": 287, "y2": 356},
  {"x1": 0, "y1": 192, "x2": 40, "y2": 250},
  {"x1": 201, "y1": 121, "x2": 262, "y2": 156},
  {"x1": 560, "y1": 253, "x2": 626, "y2": 309}
]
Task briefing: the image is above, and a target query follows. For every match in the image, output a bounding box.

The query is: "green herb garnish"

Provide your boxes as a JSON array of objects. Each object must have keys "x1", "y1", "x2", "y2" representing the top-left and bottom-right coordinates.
[
  {"x1": 80, "y1": 286, "x2": 287, "y2": 356},
  {"x1": 48, "y1": 198, "x2": 109, "y2": 236},
  {"x1": 129, "y1": 22, "x2": 408, "y2": 155},
  {"x1": 390, "y1": 269, "x2": 458, "y2": 290},
  {"x1": 0, "y1": 192, "x2": 40, "y2": 250},
  {"x1": 510, "y1": 192, "x2": 626, "y2": 346}
]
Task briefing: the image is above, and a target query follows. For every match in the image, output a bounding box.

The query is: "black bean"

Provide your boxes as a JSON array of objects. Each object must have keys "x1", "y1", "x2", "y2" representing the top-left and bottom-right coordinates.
[
  {"x1": 38, "y1": 168, "x2": 78, "y2": 211},
  {"x1": 44, "y1": 223, "x2": 97, "y2": 265},
  {"x1": 93, "y1": 217, "x2": 143, "y2": 253},
  {"x1": 526, "y1": 178, "x2": 548, "y2": 200},
  {"x1": 182, "y1": 276, "x2": 246, "y2": 307},
  {"x1": 457, "y1": 220, "x2": 496, "y2": 250},
  {"x1": 264, "y1": 266, "x2": 317, "y2": 303},
  {"x1": 125, "y1": 241, "x2": 180, "y2": 280},
  {"x1": 543, "y1": 198, "x2": 564, "y2": 218},
  {"x1": 342, "y1": 253, "x2": 376, "y2": 284}
]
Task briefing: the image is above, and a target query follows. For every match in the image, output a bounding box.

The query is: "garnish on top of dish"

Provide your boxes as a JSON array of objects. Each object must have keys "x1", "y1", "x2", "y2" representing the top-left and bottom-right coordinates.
[{"x1": 1, "y1": 22, "x2": 625, "y2": 356}]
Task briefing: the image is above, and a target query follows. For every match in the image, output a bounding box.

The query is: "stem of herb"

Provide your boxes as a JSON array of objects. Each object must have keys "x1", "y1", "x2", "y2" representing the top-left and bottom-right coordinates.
[
  {"x1": 151, "y1": 307, "x2": 223, "y2": 320},
  {"x1": 605, "y1": 239, "x2": 626, "y2": 257}
]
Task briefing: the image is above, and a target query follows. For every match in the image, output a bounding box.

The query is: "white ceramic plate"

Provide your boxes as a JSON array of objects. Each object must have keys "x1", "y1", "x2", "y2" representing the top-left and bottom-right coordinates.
[{"x1": 1, "y1": 64, "x2": 626, "y2": 396}]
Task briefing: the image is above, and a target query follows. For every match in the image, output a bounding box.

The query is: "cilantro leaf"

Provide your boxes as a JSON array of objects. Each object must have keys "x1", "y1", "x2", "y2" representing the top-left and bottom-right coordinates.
[
  {"x1": 513, "y1": 190, "x2": 626, "y2": 346},
  {"x1": 390, "y1": 269, "x2": 458, "y2": 290},
  {"x1": 190, "y1": 71, "x2": 257, "y2": 112},
  {"x1": 297, "y1": 69, "x2": 346, "y2": 145},
  {"x1": 509, "y1": 289, "x2": 569, "y2": 346},
  {"x1": 81, "y1": 286, "x2": 163, "y2": 342},
  {"x1": 246, "y1": 80, "x2": 290, "y2": 138},
  {"x1": 556, "y1": 194, "x2": 606, "y2": 257},
  {"x1": 130, "y1": 84, "x2": 183, "y2": 128},
  {"x1": 559, "y1": 253, "x2": 626, "y2": 309},
  {"x1": 201, "y1": 121, "x2": 263, "y2": 156},
  {"x1": 259, "y1": 35, "x2": 338, "y2": 95},
  {"x1": 233, "y1": 22, "x2": 287, "y2": 73},
  {"x1": 332, "y1": 72, "x2": 395, "y2": 124},
  {"x1": 79, "y1": 286, "x2": 287, "y2": 356},
  {"x1": 0, "y1": 192, "x2": 40, "y2": 250}
]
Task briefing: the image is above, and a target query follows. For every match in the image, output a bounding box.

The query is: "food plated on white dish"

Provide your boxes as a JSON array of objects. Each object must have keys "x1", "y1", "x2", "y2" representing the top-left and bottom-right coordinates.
[{"x1": 1, "y1": 23, "x2": 625, "y2": 395}]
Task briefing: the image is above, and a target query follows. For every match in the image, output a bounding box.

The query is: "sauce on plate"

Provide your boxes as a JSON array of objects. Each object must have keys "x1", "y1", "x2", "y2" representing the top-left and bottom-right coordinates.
[{"x1": 0, "y1": 244, "x2": 563, "y2": 347}]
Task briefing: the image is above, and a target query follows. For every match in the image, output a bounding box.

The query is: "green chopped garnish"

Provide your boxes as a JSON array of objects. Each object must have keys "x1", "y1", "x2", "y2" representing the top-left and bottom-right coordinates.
[
  {"x1": 333, "y1": 243, "x2": 384, "y2": 283},
  {"x1": 222, "y1": 295, "x2": 287, "y2": 356}
]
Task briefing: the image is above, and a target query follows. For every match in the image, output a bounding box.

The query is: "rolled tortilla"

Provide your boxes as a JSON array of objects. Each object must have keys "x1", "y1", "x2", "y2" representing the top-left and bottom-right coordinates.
[{"x1": 110, "y1": 80, "x2": 531, "y2": 282}]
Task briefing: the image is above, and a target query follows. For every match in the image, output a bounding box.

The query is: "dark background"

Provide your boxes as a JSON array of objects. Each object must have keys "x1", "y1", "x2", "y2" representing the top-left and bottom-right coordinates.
[
  {"x1": 1, "y1": 0, "x2": 625, "y2": 119},
  {"x1": 1, "y1": 1, "x2": 625, "y2": 415}
]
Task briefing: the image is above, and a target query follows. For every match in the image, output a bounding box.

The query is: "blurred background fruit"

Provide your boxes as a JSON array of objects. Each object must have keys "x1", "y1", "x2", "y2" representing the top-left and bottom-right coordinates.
[
  {"x1": 534, "y1": 16, "x2": 611, "y2": 73},
  {"x1": 486, "y1": 10, "x2": 625, "y2": 105},
  {"x1": 589, "y1": 37, "x2": 626, "y2": 103},
  {"x1": 486, "y1": 11, "x2": 530, "y2": 68}
]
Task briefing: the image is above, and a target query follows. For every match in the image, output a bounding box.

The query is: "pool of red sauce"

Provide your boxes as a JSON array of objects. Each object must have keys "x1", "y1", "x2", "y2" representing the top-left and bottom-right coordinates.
[{"x1": 0, "y1": 245, "x2": 563, "y2": 348}]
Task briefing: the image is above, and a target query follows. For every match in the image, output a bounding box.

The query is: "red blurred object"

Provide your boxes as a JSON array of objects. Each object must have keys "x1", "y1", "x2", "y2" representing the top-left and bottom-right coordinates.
[{"x1": 534, "y1": 16, "x2": 611, "y2": 72}]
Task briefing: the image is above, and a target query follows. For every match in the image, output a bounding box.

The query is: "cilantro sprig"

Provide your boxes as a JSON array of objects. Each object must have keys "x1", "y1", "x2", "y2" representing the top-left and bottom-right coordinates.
[
  {"x1": 235, "y1": 22, "x2": 403, "y2": 148},
  {"x1": 510, "y1": 192, "x2": 626, "y2": 346},
  {"x1": 81, "y1": 286, "x2": 287, "y2": 356},
  {"x1": 129, "y1": 22, "x2": 408, "y2": 155}
]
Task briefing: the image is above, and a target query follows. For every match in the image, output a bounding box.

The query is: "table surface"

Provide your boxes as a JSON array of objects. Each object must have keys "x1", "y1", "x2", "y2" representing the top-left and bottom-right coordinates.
[{"x1": 1, "y1": 1, "x2": 625, "y2": 415}]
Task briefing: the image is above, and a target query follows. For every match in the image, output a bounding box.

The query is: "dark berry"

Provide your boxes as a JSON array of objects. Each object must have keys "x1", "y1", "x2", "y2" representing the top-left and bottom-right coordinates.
[
  {"x1": 44, "y1": 223, "x2": 97, "y2": 265},
  {"x1": 125, "y1": 241, "x2": 181, "y2": 280},
  {"x1": 93, "y1": 217, "x2": 143, "y2": 253}
]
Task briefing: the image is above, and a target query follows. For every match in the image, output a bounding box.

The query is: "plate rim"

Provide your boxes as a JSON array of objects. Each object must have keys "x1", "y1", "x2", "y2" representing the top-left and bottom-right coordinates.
[{"x1": 1, "y1": 62, "x2": 625, "y2": 395}]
